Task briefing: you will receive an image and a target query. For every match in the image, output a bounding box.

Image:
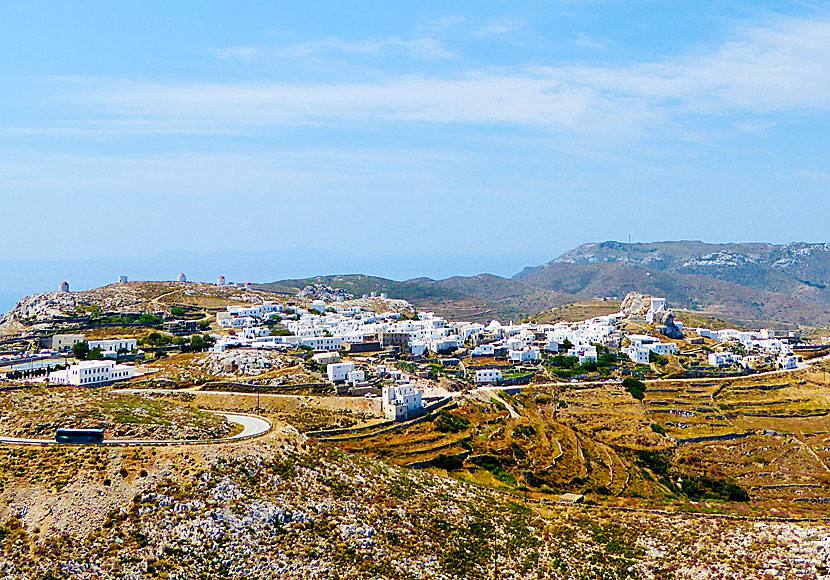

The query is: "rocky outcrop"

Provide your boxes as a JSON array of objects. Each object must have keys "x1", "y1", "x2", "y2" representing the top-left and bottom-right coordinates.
[
  {"x1": 656, "y1": 311, "x2": 685, "y2": 340},
  {"x1": 297, "y1": 285, "x2": 354, "y2": 302},
  {"x1": 620, "y1": 292, "x2": 652, "y2": 316},
  {"x1": 198, "y1": 351, "x2": 293, "y2": 377}
]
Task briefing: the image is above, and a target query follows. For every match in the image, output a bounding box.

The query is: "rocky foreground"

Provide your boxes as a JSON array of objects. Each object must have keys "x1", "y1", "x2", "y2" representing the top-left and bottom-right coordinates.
[{"x1": 0, "y1": 429, "x2": 826, "y2": 579}]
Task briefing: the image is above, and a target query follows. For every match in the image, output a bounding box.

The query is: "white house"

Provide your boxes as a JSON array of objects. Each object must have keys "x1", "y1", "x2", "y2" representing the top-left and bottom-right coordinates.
[
  {"x1": 382, "y1": 384, "x2": 423, "y2": 421},
  {"x1": 475, "y1": 369, "x2": 503, "y2": 384},
  {"x1": 327, "y1": 362, "x2": 355, "y2": 383},
  {"x1": 569, "y1": 345, "x2": 598, "y2": 364},
  {"x1": 471, "y1": 344, "x2": 495, "y2": 357},
  {"x1": 648, "y1": 342, "x2": 678, "y2": 356},
  {"x1": 709, "y1": 351, "x2": 739, "y2": 367},
  {"x1": 88, "y1": 338, "x2": 138, "y2": 356},
  {"x1": 301, "y1": 336, "x2": 342, "y2": 352},
  {"x1": 48, "y1": 360, "x2": 134, "y2": 386},
  {"x1": 346, "y1": 369, "x2": 365, "y2": 384},
  {"x1": 312, "y1": 300, "x2": 327, "y2": 313},
  {"x1": 52, "y1": 334, "x2": 85, "y2": 352},
  {"x1": 312, "y1": 351, "x2": 341, "y2": 366},
  {"x1": 778, "y1": 354, "x2": 799, "y2": 370},
  {"x1": 627, "y1": 347, "x2": 651, "y2": 365},
  {"x1": 509, "y1": 347, "x2": 541, "y2": 363}
]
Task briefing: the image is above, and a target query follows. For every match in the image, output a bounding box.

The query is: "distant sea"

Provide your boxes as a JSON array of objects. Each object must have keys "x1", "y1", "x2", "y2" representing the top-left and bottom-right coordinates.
[{"x1": 0, "y1": 292, "x2": 19, "y2": 315}]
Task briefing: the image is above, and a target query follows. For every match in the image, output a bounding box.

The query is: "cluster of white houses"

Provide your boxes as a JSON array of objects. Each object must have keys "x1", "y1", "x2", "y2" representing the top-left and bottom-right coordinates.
[{"x1": 691, "y1": 327, "x2": 801, "y2": 370}]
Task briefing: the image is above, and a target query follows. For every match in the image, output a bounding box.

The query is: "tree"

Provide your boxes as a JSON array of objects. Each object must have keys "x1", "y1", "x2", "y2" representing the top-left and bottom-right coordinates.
[
  {"x1": 560, "y1": 339, "x2": 573, "y2": 353},
  {"x1": 72, "y1": 342, "x2": 90, "y2": 360},
  {"x1": 87, "y1": 347, "x2": 104, "y2": 360},
  {"x1": 622, "y1": 377, "x2": 646, "y2": 400}
]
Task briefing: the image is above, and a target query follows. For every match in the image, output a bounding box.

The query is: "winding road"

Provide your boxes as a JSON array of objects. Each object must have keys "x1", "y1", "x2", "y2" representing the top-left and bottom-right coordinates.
[{"x1": 0, "y1": 411, "x2": 271, "y2": 446}]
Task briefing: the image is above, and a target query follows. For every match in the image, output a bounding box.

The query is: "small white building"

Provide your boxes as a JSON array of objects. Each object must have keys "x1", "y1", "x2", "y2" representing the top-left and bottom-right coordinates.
[
  {"x1": 627, "y1": 347, "x2": 651, "y2": 365},
  {"x1": 475, "y1": 369, "x2": 503, "y2": 384},
  {"x1": 59, "y1": 281, "x2": 70, "y2": 293},
  {"x1": 382, "y1": 384, "x2": 423, "y2": 421},
  {"x1": 509, "y1": 347, "x2": 541, "y2": 363},
  {"x1": 709, "y1": 351, "x2": 739, "y2": 367},
  {"x1": 346, "y1": 369, "x2": 365, "y2": 384},
  {"x1": 327, "y1": 362, "x2": 355, "y2": 383},
  {"x1": 48, "y1": 360, "x2": 134, "y2": 386},
  {"x1": 88, "y1": 338, "x2": 138, "y2": 356},
  {"x1": 648, "y1": 342, "x2": 678, "y2": 356},
  {"x1": 52, "y1": 334, "x2": 85, "y2": 352},
  {"x1": 312, "y1": 300, "x2": 327, "y2": 313},
  {"x1": 779, "y1": 354, "x2": 799, "y2": 370},
  {"x1": 471, "y1": 344, "x2": 495, "y2": 357},
  {"x1": 119, "y1": 275, "x2": 128, "y2": 284},
  {"x1": 312, "y1": 351, "x2": 340, "y2": 366},
  {"x1": 217, "y1": 276, "x2": 226, "y2": 286},
  {"x1": 301, "y1": 336, "x2": 342, "y2": 352},
  {"x1": 177, "y1": 273, "x2": 187, "y2": 283}
]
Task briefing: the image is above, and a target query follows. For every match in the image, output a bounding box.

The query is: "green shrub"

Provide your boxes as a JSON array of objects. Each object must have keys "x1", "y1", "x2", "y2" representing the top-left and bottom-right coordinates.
[
  {"x1": 432, "y1": 454, "x2": 463, "y2": 471},
  {"x1": 622, "y1": 377, "x2": 646, "y2": 400},
  {"x1": 434, "y1": 411, "x2": 470, "y2": 433}
]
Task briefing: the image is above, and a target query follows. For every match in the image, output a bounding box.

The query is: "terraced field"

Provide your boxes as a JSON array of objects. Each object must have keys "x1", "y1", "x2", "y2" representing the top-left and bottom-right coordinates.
[{"x1": 333, "y1": 369, "x2": 830, "y2": 517}]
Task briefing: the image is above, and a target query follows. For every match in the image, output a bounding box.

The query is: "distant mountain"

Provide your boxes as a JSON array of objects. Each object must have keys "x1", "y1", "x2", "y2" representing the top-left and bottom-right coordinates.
[
  {"x1": 258, "y1": 241, "x2": 830, "y2": 328},
  {"x1": 514, "y1": 241, "x2": 830, "y2": 327}
]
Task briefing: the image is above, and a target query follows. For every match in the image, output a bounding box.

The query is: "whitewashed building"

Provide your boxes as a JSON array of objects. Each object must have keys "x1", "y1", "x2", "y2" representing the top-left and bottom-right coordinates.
[
  {"x1": 88, "y1": 338, "x2": 137, "y2": 357},
  {"x1": 382, "y1": 384, "x2": 423, "y2": 421},
  {"x1": 48, "y1": 360, "x2": 134, "y2": 386},
  {"x1": 475, "y1": 369, "x2": 503, "y2": 384},
  {"x1": 327, "y1": 362, "x2": 355, "y2": 383}
]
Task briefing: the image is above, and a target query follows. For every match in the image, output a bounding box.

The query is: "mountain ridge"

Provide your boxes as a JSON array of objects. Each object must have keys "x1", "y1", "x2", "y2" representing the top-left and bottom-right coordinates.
[{"x1": 258, "y1": 241, "x2": 830, "y2": 327}]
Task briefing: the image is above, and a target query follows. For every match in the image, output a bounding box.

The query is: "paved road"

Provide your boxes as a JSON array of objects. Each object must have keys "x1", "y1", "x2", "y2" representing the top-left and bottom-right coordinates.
[{"x1": 0, "y1": 411, "x2": 271, "y2": 446}]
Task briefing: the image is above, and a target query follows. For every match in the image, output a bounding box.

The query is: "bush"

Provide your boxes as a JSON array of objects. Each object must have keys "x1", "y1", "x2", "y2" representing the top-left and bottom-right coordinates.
[
  {"x1": 72, "y1": 342, "x2": 90, "y2": 360},
  {"x1": 681, "y1": 475, "x2": 749, "y2": 502},
  {"x1": 432, "y1": 454, "x2": 463, "y2": 471},
  {"x1": 433, "y1": 411, "x2": 470, "y2": 433},
  {"x1": 650, "y1": 423, "x2": 667, "y2": 435},
  {"x1": 622, "y1": 377, "x2": 646, "y2": 400}
]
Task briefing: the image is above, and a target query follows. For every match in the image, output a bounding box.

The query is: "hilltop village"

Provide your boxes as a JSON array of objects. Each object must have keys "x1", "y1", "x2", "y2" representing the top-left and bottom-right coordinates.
[{"x1": 0, "y1": 278, "x2": 817, "y2": 424}]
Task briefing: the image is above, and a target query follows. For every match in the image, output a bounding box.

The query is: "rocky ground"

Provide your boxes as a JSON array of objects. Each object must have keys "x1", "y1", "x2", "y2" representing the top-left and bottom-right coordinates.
[
  {"x1": 0, "y1": 387, "x2": 235, "y2": 440},
  {"x1": 195, "y1": 350, "x2": 296, "y2": 377},
  {"x1": 0, "y1": 429, "x2": 826, "y2": 579}
]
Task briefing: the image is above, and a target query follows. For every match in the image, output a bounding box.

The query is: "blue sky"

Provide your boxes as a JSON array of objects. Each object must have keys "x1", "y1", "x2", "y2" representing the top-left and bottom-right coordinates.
[{"x1": 1, "y1": 1, "x2": 830, "y2": 275}]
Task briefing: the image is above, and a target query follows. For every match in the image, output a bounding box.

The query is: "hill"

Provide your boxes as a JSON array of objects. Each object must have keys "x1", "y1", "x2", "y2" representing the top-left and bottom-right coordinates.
[
  {"x1": 255, "y1": 274, "x2": 571, "y2": 322},
  {"x1": 514, "y1": 241, "x2": 830, "y2": 327},
  {"x1": 256, "y1": 241, "x2": 830, "y2": 328}
]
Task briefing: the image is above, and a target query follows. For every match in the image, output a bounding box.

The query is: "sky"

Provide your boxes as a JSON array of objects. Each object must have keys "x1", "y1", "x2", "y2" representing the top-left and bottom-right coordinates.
[{"x1": 2, "y1": 1, "x2": 830, "y2": 299}]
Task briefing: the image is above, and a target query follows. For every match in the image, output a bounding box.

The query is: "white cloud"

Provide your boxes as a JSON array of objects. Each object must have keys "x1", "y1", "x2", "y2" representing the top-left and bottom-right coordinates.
[
  {"x1": 794, "y1": 169, "x2": 830, "y2": 184},
  {"x1": 475, "y1": 18, "x2": 527, "y2": 37},
  {"x1": 213, "y1": 36, "x2": 456, "y2": 62},
  {"x1": 24, "y1": 15, "x2": 830, "y2": 140}
]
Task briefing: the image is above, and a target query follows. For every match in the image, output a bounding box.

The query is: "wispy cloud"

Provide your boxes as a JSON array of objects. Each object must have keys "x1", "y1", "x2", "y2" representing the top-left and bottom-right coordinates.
[
  {"x1": 794, "y1": 169, "x2": 830, "y2": 184},
  {"x1": 19, "y1": 15, "x2": 830, "y2": 141},
  {"x1": 474, "y1": 18, "x2": 527, "y2": 37},
  {"x1": 213, "y1": 36, "x2": 456, "y2": 62}
]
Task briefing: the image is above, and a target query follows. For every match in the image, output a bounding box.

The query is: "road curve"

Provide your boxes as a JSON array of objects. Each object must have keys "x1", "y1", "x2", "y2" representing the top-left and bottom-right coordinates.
[{"x1": 0, "y1": 411, "x2": 271, "y2": 446}]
